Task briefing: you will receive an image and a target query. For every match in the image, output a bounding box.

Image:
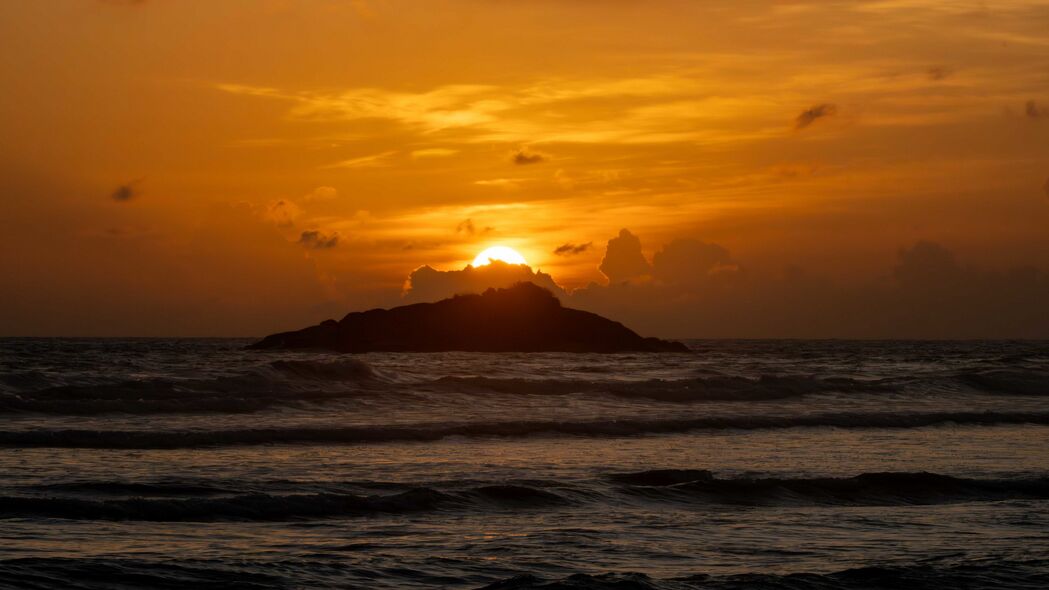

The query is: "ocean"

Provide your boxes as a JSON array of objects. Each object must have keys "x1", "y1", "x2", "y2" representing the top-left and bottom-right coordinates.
[{"x1": 0, "y1": 338, "x2": 1047, "y2": 589}]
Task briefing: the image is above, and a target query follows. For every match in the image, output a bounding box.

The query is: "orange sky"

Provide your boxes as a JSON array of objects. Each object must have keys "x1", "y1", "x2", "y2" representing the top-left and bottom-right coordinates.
[{"x1": 2, "y1": 0, "x2": 1048, "y2": 337}]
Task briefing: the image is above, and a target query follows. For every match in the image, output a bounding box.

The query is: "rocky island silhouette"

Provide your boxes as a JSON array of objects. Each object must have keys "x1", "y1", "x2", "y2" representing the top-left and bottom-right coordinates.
[{"x1": 250, "y1": 282, "x2": 688, "y2": 353}]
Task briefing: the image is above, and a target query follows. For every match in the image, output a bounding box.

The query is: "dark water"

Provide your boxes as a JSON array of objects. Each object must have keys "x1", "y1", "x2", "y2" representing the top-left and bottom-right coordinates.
[{"x1": 1, "y1": 339, "x2": 1048, "y2": 589}]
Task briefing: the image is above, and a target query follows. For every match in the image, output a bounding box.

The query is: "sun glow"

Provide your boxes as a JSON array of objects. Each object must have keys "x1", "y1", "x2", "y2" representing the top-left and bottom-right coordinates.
[{"x1": 472, "y1": 246, "x2": 528, "y2": 267}]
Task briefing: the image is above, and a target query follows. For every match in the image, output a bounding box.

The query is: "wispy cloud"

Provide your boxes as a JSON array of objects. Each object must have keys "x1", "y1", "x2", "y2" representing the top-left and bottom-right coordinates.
[
  {"x1": 323, "y1": 151, "x2": 397, "y2": 169},
  {"x1": 554, "y1": 242, "x2": 592, "y2": 256},
  {"x1": 411, "y1": 148, "x2": 459, "y2": 159}
]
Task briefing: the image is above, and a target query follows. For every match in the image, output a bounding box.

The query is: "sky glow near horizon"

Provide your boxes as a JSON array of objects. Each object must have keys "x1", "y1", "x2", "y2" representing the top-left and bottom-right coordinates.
[{"x1": 2, "y1": 0, "x2": 1049, "y2": 337}]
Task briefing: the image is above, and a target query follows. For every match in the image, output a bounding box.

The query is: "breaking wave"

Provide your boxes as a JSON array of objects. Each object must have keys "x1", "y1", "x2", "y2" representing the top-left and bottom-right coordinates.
[
  {"x1": 1, "y1": 410, "x2": 1047, "y2": 448},
  {"x1": 0, "y1": 359, "x2": 379, "y2": 414},
  {"x1": 3, "y1": 359, "x2": 1048, "y2": 417},
  {"x1": 1, "y1": 559, "x2": 1046, "y2": 590},
  {"x1": 956, "y1": 369, "x2": 1049, "y2": 396},
  {"x1": 611, "y1": 470, "x2": 1049, "y2": 506},
  {"x1": 477, "y1": 562, "x2": 1049, "y2": 590},
  {"x1": 428, "y1": 374, "x2": 888, "y2": 402},
  {"x1": 2, "y1": 471, "x2": 1045, "y2": 522},
  {"x1": 0, "y1": 484, "x2": 569, "y2": 521}
]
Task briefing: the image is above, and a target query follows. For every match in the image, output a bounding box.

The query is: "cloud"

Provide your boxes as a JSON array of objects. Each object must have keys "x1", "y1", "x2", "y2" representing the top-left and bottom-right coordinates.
[
  {"x1": 795, "y1": 103, "x2": 837, "y2": 129},
  {"x1": 264, "y1": 199, "x2": 302, "y2": 228},
  {"x1": 567, "y1": 232, "x2": 1049, "y2": 338},
  {"x1": 892, "y1": 240, "x2": 961, "y2": 289},
  {"x1": 403, "y1": 260, "x2": 564, "y2": 303},
  {"x1": 324, "y1": 151, "x2": 396, "y2": 169},
  {"x1": 298, "y1": 230, "x2": 339, "y2": 249},
  {"x1": 260, "y1": 187, "x2": 337, "y2": 229},
  {"x1": 474, "y1": 178, "x2": 527, "y2": 190},
  {"x1": 110, "y1": 179, "x2": 143, "y2": 202},
  {"x1": 652, "y1": 239, "x2": 739, "y2": 286},
  {"x1": 456, "y1": 219, "x2": 476, "y2": 235},
  {"x1": 411, "y1": 148, "x2": 458, "y2": 159},
  {"x1": 599, "y1": 229, "x2": 651, "y2": 284},
  {"x1": 1025, "y1": 100, "x2": 1047, "y2": 118},
  {"x1": 554, "y1": 242, "x2": 592, "y2": 256},
  {"x1": 927, "y1": 66, "x2": 953, "y2": 81},
  {"x1": 510, "y1": 147, "x2": 548, "y2": 165},
  {"x1": 304, "y1": 186, "x2": 338, "y2": 201}
]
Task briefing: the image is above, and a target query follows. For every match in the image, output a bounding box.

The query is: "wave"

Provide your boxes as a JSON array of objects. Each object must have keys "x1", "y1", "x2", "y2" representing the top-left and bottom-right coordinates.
[
  {"x1": 478, "y1": 561, "x2": 1049, "y2": 590},
  {"x1": 605, "y1": 374, "x2": 888, "y2": 402},
  {"x1": 0, "y1": 359, "x2": 379, "y2": 415},
  {"x1": 5, "y1": 359, "x2": 1047, "y2": 418},
  {"x1": 0, "y1": 558, "x2": 284, "y2": 590},
  {"x1": 428, "y1": 374, "x2": 888, "y2": 402},
  {"x1": 611, "y1": 470, "x2": 1049, "y2": 506},
  {"x1": 0, "y1": 484, "x2": 568, "y2": 521},
  {"x1": 4, "y1": 471, "x2": 1044, "y2": 521},
  {"x1": 0, "y1": 559, "x2": 1046, "y2": 590},
  {"x1": 956, "y1": 369, "x2": 1049, "y2": 396},
  {"x1": 32, "y1": 481, "x2": 240, "y2": 497},
  {"x1": 1, "y1": 410, "x2": 1046, "y2": 448}
]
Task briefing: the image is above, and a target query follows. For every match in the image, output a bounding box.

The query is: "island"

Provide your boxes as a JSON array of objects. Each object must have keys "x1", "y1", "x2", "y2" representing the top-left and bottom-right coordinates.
[{"x1": 249, "y1": 282, "x2": 689, "y2": 353}]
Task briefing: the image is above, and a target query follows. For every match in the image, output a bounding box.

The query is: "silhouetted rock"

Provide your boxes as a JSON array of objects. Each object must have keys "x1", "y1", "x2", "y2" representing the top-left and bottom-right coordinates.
[{"x1": 249, "y1": 283, "x2": 689, "y2": 353}]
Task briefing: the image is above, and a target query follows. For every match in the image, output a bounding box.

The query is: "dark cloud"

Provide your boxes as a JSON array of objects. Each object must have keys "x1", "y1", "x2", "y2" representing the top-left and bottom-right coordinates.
[
  {"x1": 456, "y1": 219, "x2": 476, "y2": 235},
  {"x1": 397, "y1": 228, "x2": 1049, "y2": 338},
  {"x1": 511, "y1": 148, "x2": 548, "y2": 165},
  {"x1": 892, "y1": 240, "x2": 961, "y2": 289},
  {"x1": 652, "y1": 239, "x2": 739, "y2": 286},
  {"x1": 599, "y1": 229, "x2": 652, "y2": 284},
  {"x1": 554, "y1": 242, "x2": 592, "y2": 256},
  {"x1": 1025, "y1": 100, "x2": 1047, "y2": 118},
  {"x1": 110, "y1": 179, "x2": 143, "y2": 202},
  {"x1": 403, "y1": 260, "x2": 564, "y2": 303},
  {"x1": 298, "y1": 230, "x2": 339, "y2": 249},
  {"x1": 927, "y1": 66, "x2": 953, "y2": 81},
  {"x1": 569, "y1": 231, "x2": 1049, "y2": 338},
  {"x1": 795, "y1": 103, "x2": 837, "y2": 129}
]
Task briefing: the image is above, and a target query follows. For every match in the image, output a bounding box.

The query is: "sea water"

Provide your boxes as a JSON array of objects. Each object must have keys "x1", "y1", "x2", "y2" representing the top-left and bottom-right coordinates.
[{"x1": 0, "y1": 339, "x2": 1047, "y2": 588}]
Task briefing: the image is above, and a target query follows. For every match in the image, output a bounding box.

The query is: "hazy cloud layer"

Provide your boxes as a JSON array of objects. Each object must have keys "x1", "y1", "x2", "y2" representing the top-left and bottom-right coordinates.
[
  {"x1": 1026, "y1": 100, "x2": 1047, "y2": 119},
  {"x1": 927, "y1": 66, "x2": 953, "y2": 81},
  {"x1": 570, "y1": 230, "x2": 1049, "y2": 339},
  {"x1": 397, "y1": 227, "x2": 1049, "y2": 338}
]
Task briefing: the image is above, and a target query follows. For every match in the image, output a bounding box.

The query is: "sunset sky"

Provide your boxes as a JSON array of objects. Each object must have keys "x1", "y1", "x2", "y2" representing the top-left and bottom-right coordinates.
[{"x1": 2, "y1": 0, "x2": 1048, "y2": 337}]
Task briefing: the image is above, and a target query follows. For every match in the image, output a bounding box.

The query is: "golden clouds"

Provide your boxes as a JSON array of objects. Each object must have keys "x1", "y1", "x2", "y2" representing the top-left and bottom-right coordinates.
[{"x1": 3, "y1": 0, "x2": 1049, "y2": 336}]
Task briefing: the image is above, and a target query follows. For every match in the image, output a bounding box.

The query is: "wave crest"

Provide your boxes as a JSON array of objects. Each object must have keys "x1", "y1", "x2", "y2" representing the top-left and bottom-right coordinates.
[
  {"x1": 1, "y1": 411, "x2": 1046, "y2": 448},
  {"x1": 613, "y1": 470, "x2": 1049, "y2": 506}
]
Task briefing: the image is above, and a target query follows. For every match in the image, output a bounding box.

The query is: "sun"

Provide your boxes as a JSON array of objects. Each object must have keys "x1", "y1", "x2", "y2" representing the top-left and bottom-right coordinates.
[{"x1": 472, "y1": 246, "x2": 528, "y2": 267}]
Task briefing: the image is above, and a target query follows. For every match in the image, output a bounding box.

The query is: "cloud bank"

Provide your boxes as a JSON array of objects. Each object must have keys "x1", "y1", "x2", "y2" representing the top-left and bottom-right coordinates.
[
  {"x1": 400, "y1": 229, "x2": 1049, "y2": 339},
  {"x1": 403, "y1": 260, "x2": 564, "y2": 303}
]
